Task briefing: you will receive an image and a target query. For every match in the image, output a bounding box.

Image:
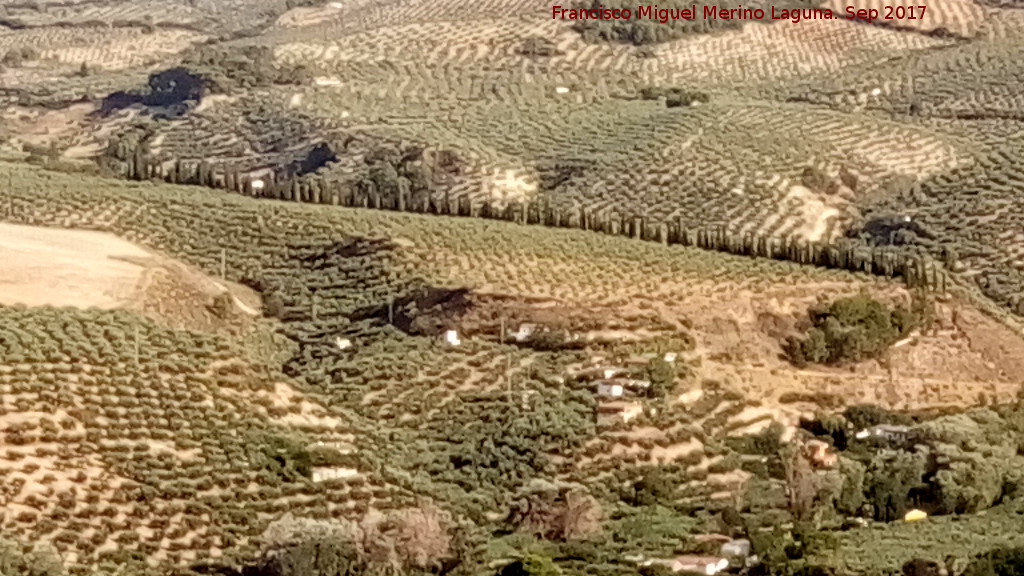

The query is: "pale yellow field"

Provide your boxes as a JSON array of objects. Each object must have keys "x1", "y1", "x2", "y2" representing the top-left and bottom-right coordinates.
[{"x1": 0, "y1": 222, "x2": 151, "y2": 309}]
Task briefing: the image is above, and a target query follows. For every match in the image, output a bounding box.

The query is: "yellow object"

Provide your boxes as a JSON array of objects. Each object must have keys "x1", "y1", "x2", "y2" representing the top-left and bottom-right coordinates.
[{"x1": 904, "y1": 509, "x2": 927, "y2": 522}]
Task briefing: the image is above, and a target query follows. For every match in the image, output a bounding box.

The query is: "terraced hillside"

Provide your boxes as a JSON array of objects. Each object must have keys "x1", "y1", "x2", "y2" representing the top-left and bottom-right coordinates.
[
  {"x1": 1, "y1": 0, "x2": 1021, "y2": 324},
  {"x1": 3, "y1": 1, "x2": 1024, "y2": 574},
  {"x1": 0, "y1": 306, "x2": 398, "y2": 570},
  {"x1": 3, "y1": 154, "x2": 1024, "y2": 574}
]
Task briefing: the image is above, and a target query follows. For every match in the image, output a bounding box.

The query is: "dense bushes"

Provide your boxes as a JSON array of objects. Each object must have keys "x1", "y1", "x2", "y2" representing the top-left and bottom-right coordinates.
[
  {"x1": 499, "y1": 553, "x2": 563, "y2": 576},
  {"x1": 145, "y1": 67, "x2": 208, "y2": 106},
  {"x1": 425, "y1": 389, "x2": 595, "y2": 497},
  {"x1": 807, "y1": 407, "x2": 1024, "y2": 522},
  {"x1": 256, "y1": 507, "x2": 459, "y2": 576},
  {"x1": 518, "y1": 37, "x2": 563, "y2": 57},
  {"x1": 964, "y1": 546, "x2": 1024, "y2": 576},
  {"x1": 860, "y1": 449, "x2": 927, "y2": 522},
  {"x1": 357, "y1": 144, "x2": 463, "y2": 211},
  {"x1": 246, "y1": 431, "x2": 312, "y2": 482},
  {"x1": 639, "y1": 86, "x2": 710, "y2": 108},
  {"x1": 915, "y1": 410, "x2": 1024, "y2": 515},
  {"x1": 785, "y1": 293, "x2": 926, "y2": 366},
  {"x1": 0, "y1": 538, "x2": 65, "y2": 576},
  {"x1": 642, "y1": 358, "x2": 678, "y2": 399},
  {"x1": 180, "y1": 45, "x2": 313, "y2": 93},
  {"x1": 505, "y1": 481, "x2": 603, "y2": 541},
  {"x1": 624, "y1": 467, "x2": 676, "y2": 507},
  {"x1": 2, "y1": 46, "x2": 39, "y2": 67}
]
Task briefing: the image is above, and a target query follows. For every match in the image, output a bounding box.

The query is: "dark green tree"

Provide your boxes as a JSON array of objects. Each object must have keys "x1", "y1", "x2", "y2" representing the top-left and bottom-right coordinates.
[
  {"x1": 499, "y1": 553, "x2": 563, "y2": 576},
  {"x1": 643, "y1": 358, "x2": 676, "y2": 399},
  {"x1": 258, "y1": 516, "x2": 362, "y2": 576},
  {"x1": 628, "y1": 467, "x2": 676, "y2": 506},
  {"x1": 963, "y1": 546, "x2": 1024, "y2": 576}
]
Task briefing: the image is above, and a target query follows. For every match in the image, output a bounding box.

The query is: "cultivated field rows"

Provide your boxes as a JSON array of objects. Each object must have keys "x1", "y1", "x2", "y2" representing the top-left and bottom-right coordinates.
[
  {"x1": 820, "y1": 0, "x2": 991, "y2": 36},
  {"x1": 0, "y1": 1, "x2": 206, "y2": 29},
  {"x1": 42, "y1": 29, "x2": 207, "y2": 70},
  {"x1": 269, "y1": 80, "x2": 973, "y2": 242},
  {"x1": 268, "y1": 8, "x2": 955, "y2": 92},
  {"x1": 0, "y1": 306, "x2": 401, "y2": 570},
  {"x1": 0, "y1": 0, "x2": 301, "y2": 35}
]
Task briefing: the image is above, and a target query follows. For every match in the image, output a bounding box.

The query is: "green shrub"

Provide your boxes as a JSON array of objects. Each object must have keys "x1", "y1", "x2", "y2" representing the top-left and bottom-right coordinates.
[
  {"x1": 863, "y1": 449, "x2": 927, "y2": 522},
  {"x1": 179, "y1": 45, "x2": 313, "y2": 94},
  {"x1": 786, "y1": 293, "x2": 922, "y2": 366},
  {"x1": 643, "y1": 358, "x2": 677, "y2": 399},
  {"x1": 963, "y1": 546, "x2": 1024, "y2": 576},
  {"x1": 518, "y1": 37, "x2": 562, "y2": 57},
  {"x1": 246, "y1": 430, "x2": 312, "y2": 482},
  {"x1": 627, "y1": 467, "x2": 676, "y2": 506},
  {"x1": 500, "y1": 553, "x2": 563, "y2": 576},
  {"x1": 836, "y1": 457, "x2": 867, "y2": 516},
  {"x1": 0, "y1": 538, "x2": 66, "y2": 576},
  {"x1": 903, "y1": 559, "x2": 943, "y2": 576},
  {"x1": 640, "y1": 86, "x2": 710, "y2": 107},
  {"x1": 258, "y1": 516, "x2": 362, "y2": 576}
]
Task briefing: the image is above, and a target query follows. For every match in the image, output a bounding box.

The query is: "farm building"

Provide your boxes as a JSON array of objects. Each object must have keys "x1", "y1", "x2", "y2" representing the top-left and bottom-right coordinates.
[
  {"x1": 311, "y1": 467, "x2": 360, "y2": 483},
  {"x1": 443, "y1": 329, "x2": 461, "y2": 346},
  {"x1": 596, "y1": 382, "x2": 624, "y2": 398},
  {"x1": 593, "y1": 378, "x2": 651, "y2": 395},
  {"x1": 509, "y1": 323, "x2": 538, "y2": 342},
  {"x1": 804, "y1": 439, "x2": 838, "y2": 468},
  {"x1": 572, "y1": 366, "x2": 629, "y2": 381},
  {"x1": 855, "y1": 424, "x2": 913, "y2": 442}
]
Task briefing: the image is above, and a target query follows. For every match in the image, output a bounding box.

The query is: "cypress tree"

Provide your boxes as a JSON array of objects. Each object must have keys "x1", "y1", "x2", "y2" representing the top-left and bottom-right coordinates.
[{"x1": 131, "y1": 148, "x2": 145, "y2": 181}]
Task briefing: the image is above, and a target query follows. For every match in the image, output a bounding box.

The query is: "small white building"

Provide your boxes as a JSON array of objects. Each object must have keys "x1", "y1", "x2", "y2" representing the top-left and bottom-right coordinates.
[
  {"x1": 444, "y1": 330, "x2": 461, "y2": 346},
  {"x1": 311, "y1": 467, "x2": 360, "y2": 483},
  {"x1": 335, "y1": 337, "x2": 352, "y2": 350},
  {"x1": 596, "y1": 382, "x2": 624, "y2": 398},
  {"x1": 596, "y1": 378, "x2": 651, "y2": 393},
  {"x1": 570, "y1": 366, "x2": 627, "y2": 381},
  {"x1": 510, "y1": 323, "x2": 538, "y2": 343},
  {"x1": 624, "y1": 378, "x2": 651, "y2": 390},
  {"x1": 855, "y1": 424, "x2": 912, "y2": 441}
]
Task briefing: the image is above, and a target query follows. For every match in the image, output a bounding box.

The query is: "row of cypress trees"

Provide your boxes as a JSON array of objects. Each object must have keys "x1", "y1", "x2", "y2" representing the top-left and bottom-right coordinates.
[{"x1": 126, "y1": 149, "x2": 948, "y2": 294}]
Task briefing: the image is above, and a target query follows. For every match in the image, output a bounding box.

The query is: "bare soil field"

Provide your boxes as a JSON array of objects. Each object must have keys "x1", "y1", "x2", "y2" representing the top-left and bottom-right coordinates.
[
  {"x1": 0, "y1": 222, "x2": 259, "y2": 331},
  {"x1": 669, "y1": 287, "x2": 1024, "y2": 412},
  {"x1": 0, "y1": 222, "x2": 152, "y2": 309}
]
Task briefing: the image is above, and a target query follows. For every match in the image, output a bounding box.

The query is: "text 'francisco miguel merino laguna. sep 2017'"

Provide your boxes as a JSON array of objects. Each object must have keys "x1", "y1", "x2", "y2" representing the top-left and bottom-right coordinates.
[{"x1": 552, "y1": 4, "x2": 928, "y2": 24}]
